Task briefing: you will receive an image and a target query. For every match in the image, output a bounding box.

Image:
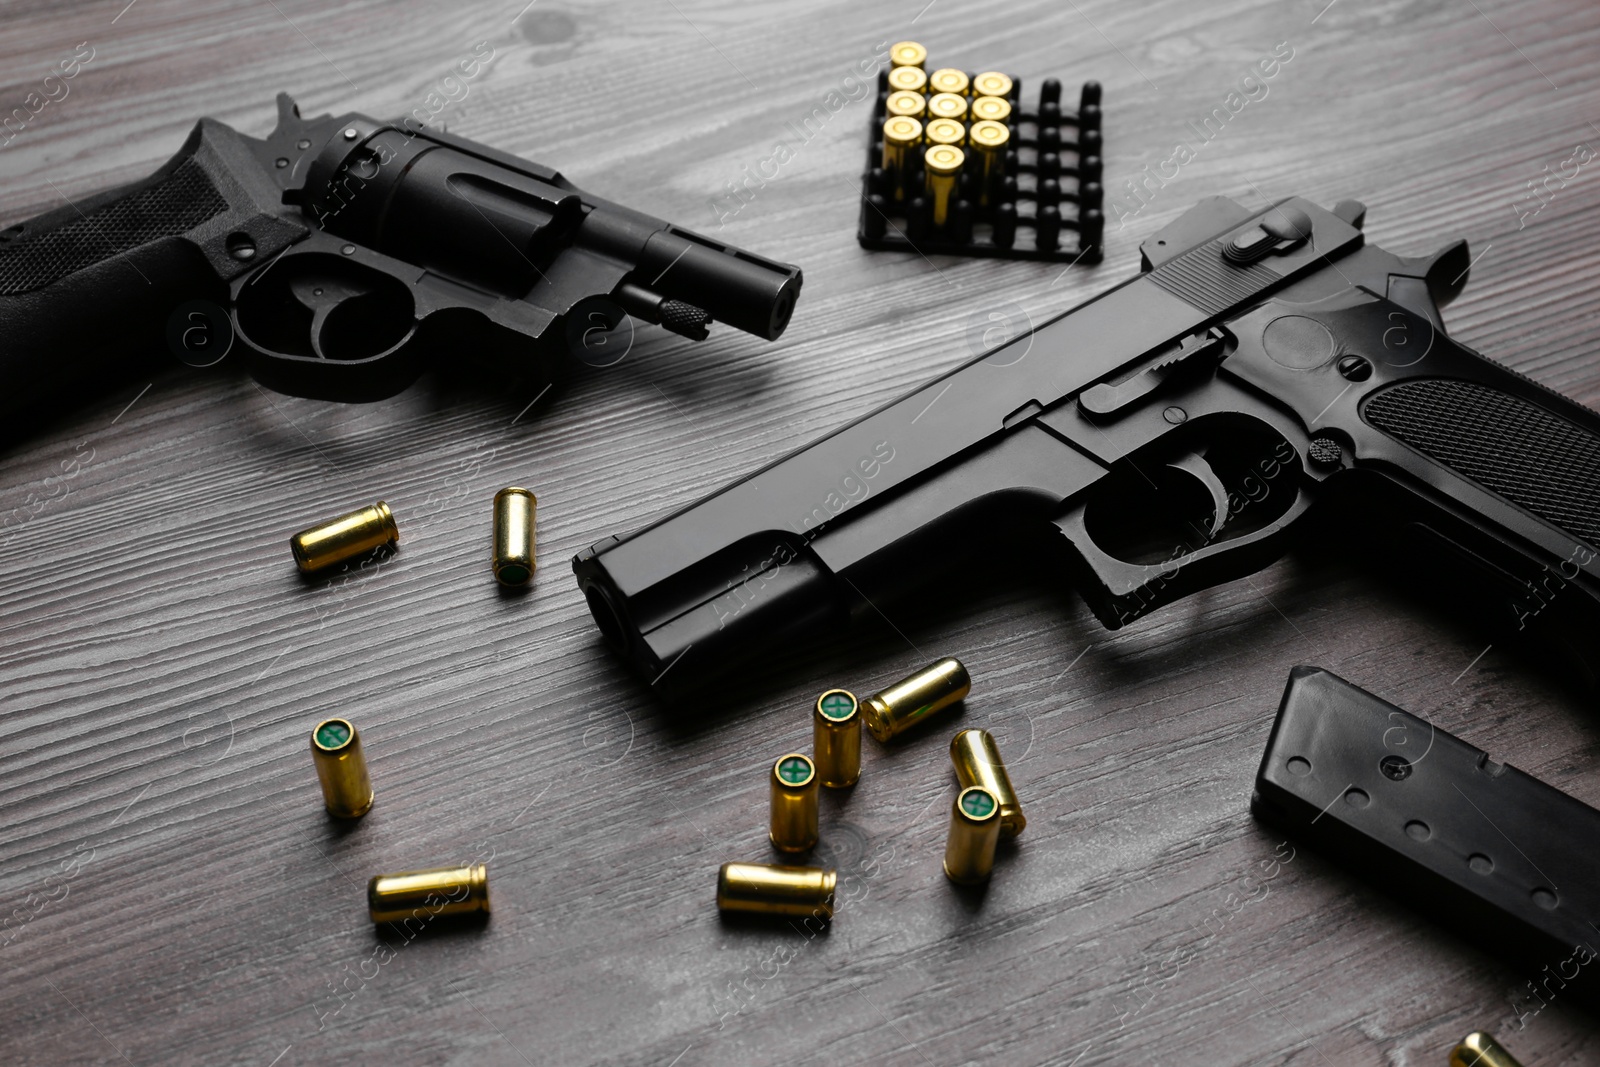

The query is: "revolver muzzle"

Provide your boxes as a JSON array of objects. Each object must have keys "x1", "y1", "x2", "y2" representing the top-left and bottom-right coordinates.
[{"x1": 636, "y1": 227, "x2": 802, "y2": 341}]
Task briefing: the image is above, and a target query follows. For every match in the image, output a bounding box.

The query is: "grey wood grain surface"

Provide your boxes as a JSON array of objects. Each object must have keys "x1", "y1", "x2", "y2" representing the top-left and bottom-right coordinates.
[{"x1": 4, "y1": 0, "x2": 1600, "y2": 1064}]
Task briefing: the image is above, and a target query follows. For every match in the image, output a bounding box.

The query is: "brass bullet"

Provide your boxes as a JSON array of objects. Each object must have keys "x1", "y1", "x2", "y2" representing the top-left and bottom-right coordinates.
[
  {"x1": 492, "y1": 487, "x2": 537, "y2": 586},
  {"x1": 972, "y1": 71, "x2": 1013, "y2": 99},
  {"x1": 969, "y1": 95, "x2": 1012, "y2": 124},
  {"x1": 882, "y1": 115, "x2": 924, "y2": 183},
  {"x1": 885, "y1": 90, "x2": 927, "y2": 120},
  {"x1": 923, "y1": 144, "x2": 965, "y2": 228},
  {"x1": 928, "y1": 68, "x2": 970, "y2": 97},
  {"x1": 717, "y1": 862, "x2": 837, "y2": 919},
  {"x1": 310, "y1": 718, "x2": 373, "y2": 819},
  {"x1": 889, "y1": 41, "x2": 928, "y2": 69},
  {"x1": 813, "y1": 689, "x2": 862, "y2": 788},
  {"x1": 887, "y1": 65, "x2": 928, "y2": 94},
  {"x1": 923, "y1": 117, "x2": 966, "y2": 148},
  {"x1": 1449, "y1": 1033, "x2": 1523, "y2": 1067},
  {"x1": 864, "y1": 656, "x2": 971, "y2": 741},
  {"x1": 290, "y1": 501, "x2": 398, "y2": 573},
  {"x1": 368, "y1": 864, "x2": 490, "y2": 923},
  {"x1": 926, "y1": 92, "x2": 968, "y2": 122},
  {"x1": 769, "y1": 753, "x2": 819, "y2": 853},
  {"x1": 950, "y1": 728, "x2": 1024, "y2": 838},
  {"x1": 944, "y1": 786, "x2": 1001, "y2": 884},
  {"x1": 967, "y1": 120, "x2": 1010, "y2": 205}
]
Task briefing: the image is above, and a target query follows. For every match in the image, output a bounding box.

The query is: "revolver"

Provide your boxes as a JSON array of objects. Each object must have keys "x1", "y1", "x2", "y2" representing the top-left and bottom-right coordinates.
[
  {"x1": 0, "y1": 93, "x2": 802, "y2": 429},
  {"x1": 574, "y1": 195, "x2": 1600, "y2": 695}
]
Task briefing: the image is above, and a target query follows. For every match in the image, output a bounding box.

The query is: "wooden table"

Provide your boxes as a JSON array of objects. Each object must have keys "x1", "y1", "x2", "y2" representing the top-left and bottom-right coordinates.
[{"x1": 4, "y1": 0, "x2": 1599, "y2": 1063}]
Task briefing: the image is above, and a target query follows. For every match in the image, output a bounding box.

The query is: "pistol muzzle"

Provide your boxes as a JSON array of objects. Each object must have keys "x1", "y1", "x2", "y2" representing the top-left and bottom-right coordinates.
[{"x1": 573, "y1": 534, "x2": 844, "y2": 698}]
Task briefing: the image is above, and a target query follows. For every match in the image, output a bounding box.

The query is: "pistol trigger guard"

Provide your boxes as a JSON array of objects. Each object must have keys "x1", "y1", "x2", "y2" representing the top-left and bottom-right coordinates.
[{"x1": 1056, "y1": 487, "x2": 1314, "y2": 630}]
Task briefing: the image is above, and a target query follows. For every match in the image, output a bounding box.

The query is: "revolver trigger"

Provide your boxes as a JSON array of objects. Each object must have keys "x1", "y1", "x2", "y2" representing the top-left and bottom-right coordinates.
[
  {"x1": 1079, "y1": 328, "x2": 1225, "y2": 420},
  {"x1": 289, "y1": 272, "x2": 377, "y2": 361},
  {"x1": 290, "y1": 273, "x2": 373, "y2": 312},
  {"x1": 1167, "y1": 451, "x2": 1230, "y2": 539}
]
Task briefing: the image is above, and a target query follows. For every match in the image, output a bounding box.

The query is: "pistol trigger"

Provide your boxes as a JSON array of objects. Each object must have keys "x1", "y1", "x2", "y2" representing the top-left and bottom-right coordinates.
[{"x1": 1166, "y1": 452, "x2": 1231, "y2": 539}]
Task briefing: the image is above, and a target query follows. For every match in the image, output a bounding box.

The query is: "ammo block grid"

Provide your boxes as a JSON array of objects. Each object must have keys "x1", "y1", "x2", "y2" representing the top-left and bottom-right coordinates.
[{"x1": 858, "y1": 47, "x2": 1104, "y2": 263}]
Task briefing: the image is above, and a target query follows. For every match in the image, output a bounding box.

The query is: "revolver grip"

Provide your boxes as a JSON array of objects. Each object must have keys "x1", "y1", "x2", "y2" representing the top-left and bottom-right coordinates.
[{"x1": 0, "y1": 127, "x2": 236, "y2": 438}]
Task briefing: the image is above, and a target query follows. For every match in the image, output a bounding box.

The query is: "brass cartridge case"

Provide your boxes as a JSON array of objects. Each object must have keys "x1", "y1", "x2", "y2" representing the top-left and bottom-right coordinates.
[
  {"x1": 972, "y1": 71, "x2": 1014, "y2": 99},
  {"x1": 885, "y1": 90, "x2": 927, "y2": 120},
  {"x1": 717, "y1": 862, "x2": 837, "y2": 919},
  {"x1": 492, "y1": 487, "x2": 537, "y2": 585},
  {"x1": 924, "y1": 117, "x2": 966, "y2": 148},
  {"x1": 311, "y1": 718, "x2": 373, "y2": 819},
  {"x1": 887, "y1": 65, "x2": 928, "y2": 94},
  {"x1": 812, "y1": 689, "x2": 861, "y2": 788},
  {"x1": 290, "y1": 501, "x2": 398, "y2": 573},
  {"x1": 1450, "y1": 1033, "x2": 1523, "y2": 1067},
  {"x1": 881, "y1": 115, "x2": 924, "y2": 181},
  {"x1": 969, "y1": 94, "x2": 1012, "y2": 124},
  {"x1": 863, "y1": 656, "x2": 971, "y2": 742},
  {"x1": 928, "y1": 68, "x2": 970, "y2": 97},
  {"x1": 368, "y1": 864, "x2": 490, "y2": 923},
  {"x1": 926, "y1": 92, "x2": 968, "y2": 122},
  {"x1": 923, "y1": 145, "x2": 965, "y2": 228},
  {"x1": 967, "y1": 120, "x2": 1010, "y2": 205},
  {"x1": 943, "y1": 786, "x2": 1001, "y2": 884},
  {"x1": 889, "y1": 41, "x2": 928, "y2": 69},
  {"x1": 769, "y1": 753, "x2": 819, "y2": 853},
  {"x1": 950, "y1": 728, "x2": 1024, "y2": 838}
]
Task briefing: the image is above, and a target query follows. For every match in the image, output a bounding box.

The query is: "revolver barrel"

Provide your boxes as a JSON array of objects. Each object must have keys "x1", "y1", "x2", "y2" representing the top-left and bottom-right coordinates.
[{"x1": 636, "y1": 227, "x2": 800, "y2": 341}]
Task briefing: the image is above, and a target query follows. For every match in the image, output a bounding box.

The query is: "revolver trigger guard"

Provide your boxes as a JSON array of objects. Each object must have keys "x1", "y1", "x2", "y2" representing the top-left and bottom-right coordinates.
[
  {"x1": 1056, "y1": 487, "x2": 1314, "y2": 630},
  {"x1": 229, "y1": 232, "x2": 425, "y2": 402}
]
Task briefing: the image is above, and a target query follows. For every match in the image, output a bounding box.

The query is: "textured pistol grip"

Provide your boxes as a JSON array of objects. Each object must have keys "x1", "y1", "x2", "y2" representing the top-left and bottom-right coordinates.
[{"x1": 1363, "y1": 378, "x2": 1600, "y2": 549}]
